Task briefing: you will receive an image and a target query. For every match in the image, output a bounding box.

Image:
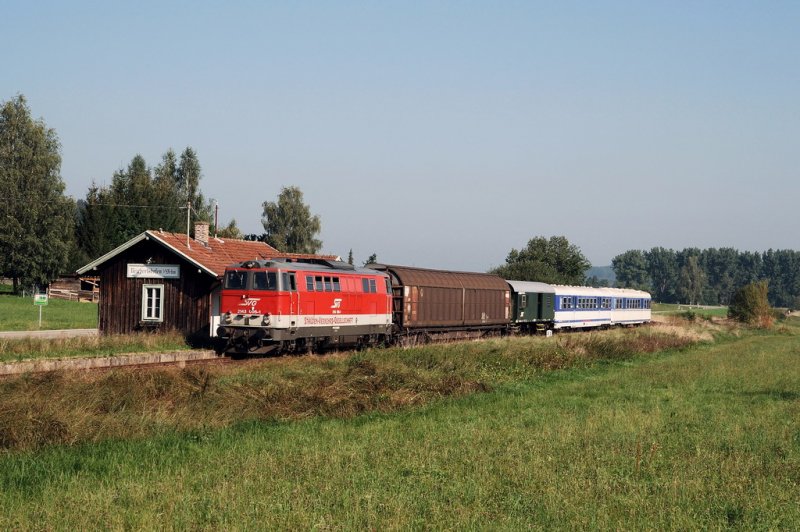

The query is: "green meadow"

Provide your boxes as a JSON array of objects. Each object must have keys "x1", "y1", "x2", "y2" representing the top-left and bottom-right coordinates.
[
  {"x1": 0, "y1": 320, "x2": 798, "y2": 528},
  {"x1": 0, "y1": 285, "x2": 98, "y2": 331}
]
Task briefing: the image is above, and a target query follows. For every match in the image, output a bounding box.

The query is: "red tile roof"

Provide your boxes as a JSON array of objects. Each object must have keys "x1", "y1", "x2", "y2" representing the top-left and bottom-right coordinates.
[
  {"x1": 149, "y1": 231, "x2": 340, "y2": 277},
  {"x1": 77, "y1": 230, "x2": 341, "y2": 277}
]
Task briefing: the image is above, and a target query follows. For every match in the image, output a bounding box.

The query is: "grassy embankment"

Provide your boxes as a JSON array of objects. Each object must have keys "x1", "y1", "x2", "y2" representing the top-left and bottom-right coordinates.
[{"x1": 1, "y1": 318, "x2": 798, "y2": 527}]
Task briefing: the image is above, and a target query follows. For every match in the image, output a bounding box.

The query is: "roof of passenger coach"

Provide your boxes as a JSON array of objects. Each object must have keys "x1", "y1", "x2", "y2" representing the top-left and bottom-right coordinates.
[
  {"x1": 606, "y1": 287, "x2": 652, "y2": 299},
  {"x1": 551, "y1": 285, "x2": 652, "y2": 299},
  {"x1": 506, "y1": 280, "x2": 556, "y2": 294},
  {"x1": 551, "y1": 285, "x2": 608, "y2": 297}
]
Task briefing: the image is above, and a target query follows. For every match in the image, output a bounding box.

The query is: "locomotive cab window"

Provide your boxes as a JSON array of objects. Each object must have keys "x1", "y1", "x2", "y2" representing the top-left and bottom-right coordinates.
[
  {"x1": 142, "y1": 284, "x2": 164, "y2": 322},
  {"x1": 253, "y1": 271, "x2": 278, "y2": 291},
  {"x1": 224, "y1": 271, "x2": 248, "y2": 290}
]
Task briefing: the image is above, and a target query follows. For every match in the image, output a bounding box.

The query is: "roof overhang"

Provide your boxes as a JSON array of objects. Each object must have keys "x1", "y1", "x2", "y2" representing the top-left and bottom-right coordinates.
[{"x1": 76, "y1": 231, "x2": 219, "y2": 277}]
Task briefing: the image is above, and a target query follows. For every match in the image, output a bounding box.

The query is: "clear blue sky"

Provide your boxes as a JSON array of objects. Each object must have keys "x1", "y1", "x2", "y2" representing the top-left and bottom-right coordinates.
[{"x1": 3, "y1": 1, "x2": 798, "y2": 270}]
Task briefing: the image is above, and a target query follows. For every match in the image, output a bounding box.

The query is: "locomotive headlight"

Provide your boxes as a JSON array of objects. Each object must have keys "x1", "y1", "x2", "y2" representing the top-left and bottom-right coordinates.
[
  {"x1": 224, "y1": 311, "x2": 232, "y2": 324},
  {"x1": 262, "y1": 314, "x2": 271, "y2": 326}
]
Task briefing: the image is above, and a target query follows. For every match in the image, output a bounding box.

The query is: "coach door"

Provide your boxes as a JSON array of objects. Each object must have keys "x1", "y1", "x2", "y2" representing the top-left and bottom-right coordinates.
[{"x1": 283, "y1": 271, "x2": 298, "y2": 333}]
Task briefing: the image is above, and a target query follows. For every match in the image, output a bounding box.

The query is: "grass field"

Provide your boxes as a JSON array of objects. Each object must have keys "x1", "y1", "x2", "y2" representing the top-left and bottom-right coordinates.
[
  {"x1": 0, "y1": 320, "x2": 797, "y2": 528},
  {"x1": 652, "y1": 302, "x2": 729, "y2": 318},
  {"x1": 0, "y1": 286, "x2": 98, "y2": 331}
]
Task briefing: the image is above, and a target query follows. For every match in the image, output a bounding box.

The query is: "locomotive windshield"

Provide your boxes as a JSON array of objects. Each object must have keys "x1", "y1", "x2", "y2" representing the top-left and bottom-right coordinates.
[
  {"x1": 224, "y1": 270, "x2": 280, "y2": 290},
  {"x1": 224, "y1": 270, "x2": 248, "y2": 290}
]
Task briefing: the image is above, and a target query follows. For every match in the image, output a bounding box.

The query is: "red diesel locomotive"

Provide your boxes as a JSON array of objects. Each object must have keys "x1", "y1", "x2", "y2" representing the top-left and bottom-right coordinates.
[{"x1": 217, "y1": 259, "x2": 393, "y2": 354}]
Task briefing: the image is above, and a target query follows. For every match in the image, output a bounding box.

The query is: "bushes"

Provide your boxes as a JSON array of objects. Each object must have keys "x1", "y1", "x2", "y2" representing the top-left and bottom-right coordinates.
[{"x1": 728, "y1": 280, "x2": 773, "y2": 328}]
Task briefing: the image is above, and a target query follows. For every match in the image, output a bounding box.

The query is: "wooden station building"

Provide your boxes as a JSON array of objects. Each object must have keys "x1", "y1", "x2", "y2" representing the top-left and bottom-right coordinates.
[{"x1": 77, "y1": 223, "x2": 337, "y2": 342}]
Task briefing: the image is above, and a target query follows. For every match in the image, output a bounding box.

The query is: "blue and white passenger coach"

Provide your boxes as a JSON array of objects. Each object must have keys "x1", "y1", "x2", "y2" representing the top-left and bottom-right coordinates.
[{"x1": 551, "y1": 285, "x2": 651, "y2": 329}]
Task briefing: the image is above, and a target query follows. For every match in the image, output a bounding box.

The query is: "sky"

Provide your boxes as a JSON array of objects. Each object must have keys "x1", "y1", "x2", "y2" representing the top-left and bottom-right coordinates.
[{"x1": 2, "y1": 1, "x2": 798, "y2": 271}]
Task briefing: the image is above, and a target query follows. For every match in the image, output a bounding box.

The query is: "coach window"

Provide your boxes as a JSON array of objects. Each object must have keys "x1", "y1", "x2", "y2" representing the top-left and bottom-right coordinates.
[
  {"x1": 306, "y1": 276, "x2": 314, "y2": 291},
  {"x1": 324, "y1": 276, "x2": 333, "y2": 292},
  {"x1": 315, "y1": 276, "x2": 324, "y2": 291},
  {"x1": 519, "y1": 294, "x2": 527, "y2": 308},
  {"x1": 362, "y1": 278, "x2": 369, "y2": 292},
  {"x1": 333, "y1": 277, "x2": 341, "y2": 291},
  {"x1": 369, "y1": 279, "x2": 377, "y2": 293},
  {"x1": 253, "y1": 271, "x2": 278, "y2": 291},
  {"x1": 385, "y1": 278, "x2": 391, "y2": 294},
  {"x1": 142, "y1": 284, "x2": 164, "y2": 322}
]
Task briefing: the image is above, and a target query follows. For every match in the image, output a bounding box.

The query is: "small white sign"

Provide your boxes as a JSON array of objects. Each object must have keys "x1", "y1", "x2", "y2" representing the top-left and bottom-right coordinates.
[
  {"x1": 127, "y1": 264, "x2": 180, "y2": 279},
  {"x1": 34, "y1": 293, "x2": 48, "y2": 306}
]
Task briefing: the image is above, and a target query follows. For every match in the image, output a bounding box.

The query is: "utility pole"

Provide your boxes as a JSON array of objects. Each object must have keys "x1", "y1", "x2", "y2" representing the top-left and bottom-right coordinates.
[{"x1": 186, "y1": 200, "x2": 191, "y2": 248}]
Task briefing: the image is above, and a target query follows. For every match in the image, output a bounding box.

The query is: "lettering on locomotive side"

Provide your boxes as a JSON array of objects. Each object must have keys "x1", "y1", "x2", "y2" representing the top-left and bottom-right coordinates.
[{"x1": 302, "y1": 316, "x2": 356, "y2": 326}]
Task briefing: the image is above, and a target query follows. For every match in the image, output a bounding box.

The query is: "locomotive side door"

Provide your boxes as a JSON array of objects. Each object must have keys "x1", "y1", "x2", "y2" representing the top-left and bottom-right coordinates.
[{"x1": 284, "y1": 271, "x2": 298, "y2": 334}]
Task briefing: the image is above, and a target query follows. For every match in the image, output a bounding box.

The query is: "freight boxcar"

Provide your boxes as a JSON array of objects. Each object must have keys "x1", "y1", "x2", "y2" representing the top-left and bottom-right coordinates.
[{"x1": 367, "y1": 264, "x2": 510, "y2": 342}]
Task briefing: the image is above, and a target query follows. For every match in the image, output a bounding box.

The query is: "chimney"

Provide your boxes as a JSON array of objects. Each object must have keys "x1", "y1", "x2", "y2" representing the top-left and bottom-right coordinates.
[{"x1": 194, "y1": 222, "x2": 209, "y2": 246}]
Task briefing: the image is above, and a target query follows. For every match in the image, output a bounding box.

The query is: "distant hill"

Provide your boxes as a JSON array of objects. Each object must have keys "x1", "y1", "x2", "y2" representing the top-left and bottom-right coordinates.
[{"x1": 586, "y1": 266, "x2": 616, "y2": 285}]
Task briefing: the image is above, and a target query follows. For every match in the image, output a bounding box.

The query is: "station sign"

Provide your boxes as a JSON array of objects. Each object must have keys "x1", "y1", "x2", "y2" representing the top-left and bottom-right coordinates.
[
  {"x1": 33, "y1": 293, "x2": 48, "y2": 306},
  {"x1": 127, "y1": 264, "x2": 181, "y2": 279}
]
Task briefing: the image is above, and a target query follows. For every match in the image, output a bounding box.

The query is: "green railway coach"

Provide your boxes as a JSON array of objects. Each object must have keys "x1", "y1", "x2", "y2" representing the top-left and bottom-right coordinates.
[{"x1": 506, "y1": 280, "x2": 556, "y2": 333}]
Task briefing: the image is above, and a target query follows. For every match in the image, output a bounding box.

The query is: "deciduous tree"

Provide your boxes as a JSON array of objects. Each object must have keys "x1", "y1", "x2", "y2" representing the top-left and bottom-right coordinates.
[
  {"x1": 216, "y1": 219, "x2": 243, "y2": 239},
  {"x1": 612, "y1": 250, "x2": 650, "y2": 291},
  {"x1": 490, "y1": 236, "x2": 590, "y2": 284},
  {"x1": 678, "y1": 255, "x2": 706, "y2": 305},
  {"x1": 0, "y1": 95, "x2": 75, "y2": 292},
  {"x1": 261, "y1": 186, "x2": 322, "y2": 253},
  {"x1": 644, "y1": 247, "x2": 678, "y2": 303}
]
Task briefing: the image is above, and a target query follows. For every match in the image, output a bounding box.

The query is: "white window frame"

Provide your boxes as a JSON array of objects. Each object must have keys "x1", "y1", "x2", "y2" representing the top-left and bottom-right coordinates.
[{"x1": 142, "y1": 284, "x2": 165, "y2": 322}]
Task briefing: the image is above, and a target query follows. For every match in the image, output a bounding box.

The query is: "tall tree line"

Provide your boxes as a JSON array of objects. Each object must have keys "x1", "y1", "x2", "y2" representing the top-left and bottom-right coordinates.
[
  {"x1": 612, "y1": 247, "x2": 800, "y2": 308},
  {"x1": 74, "y1": 148, "x2": 213, "y2": 266}
]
